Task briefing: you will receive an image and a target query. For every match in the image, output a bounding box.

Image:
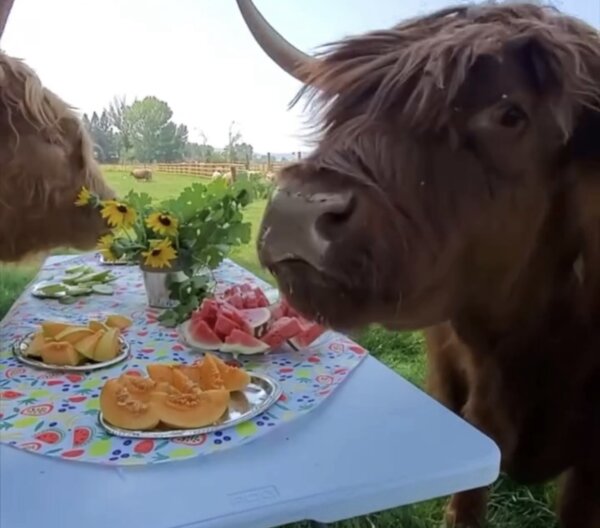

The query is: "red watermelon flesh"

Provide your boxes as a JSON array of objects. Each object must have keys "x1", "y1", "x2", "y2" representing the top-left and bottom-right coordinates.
[
  {"x1": 262, "y1": 317, "x2": 303, "y2": 348},
  {"x1": 218, "y1": 304, "x2": 253, "y2": 335},
  {"x1": 253, "y1": 288, "x2": 270, "y2": 308},
  {"x1": 221, "y1": 284, "x2": 271, "y2": 309},
  {"x1": 213, "y1": 314, "x2": 242, "y2": 340},
  {"x1": 189, "y1": 319, "x2": 222, "y2": 348},
  {"x1": 289, "y1": 321, "x2": 327, "y2": 350},
  {"x1": 226, "y1": 293, "x2": 244, "y2": 309},
  {"x1": 221, "y1": 329, "x2": 270, "y2": 355},
  {"x1": 194, "y1": 298, "x2": 220, "y2": 327}
]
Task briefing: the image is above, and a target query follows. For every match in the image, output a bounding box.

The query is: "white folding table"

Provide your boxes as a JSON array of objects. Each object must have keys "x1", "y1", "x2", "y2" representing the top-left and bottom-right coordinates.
[{"x1": 0, "y1": 255, "x2": 500, "y2": 528}]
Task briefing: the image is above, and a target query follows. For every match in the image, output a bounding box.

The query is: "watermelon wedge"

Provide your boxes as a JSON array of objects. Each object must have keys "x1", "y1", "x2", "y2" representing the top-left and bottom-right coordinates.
[
  {"x1": 189, "y1": 319, "x2": 223, "y2": 349},
  {"x1": 262, "y1": 317, "x2": 302, "y2": 348},
  {"x1": 288, "y1": 321, "x2": 327, "y2": 350},
  {"x1": 220, "y1": 329, "x2": 270, "y2": 355}
]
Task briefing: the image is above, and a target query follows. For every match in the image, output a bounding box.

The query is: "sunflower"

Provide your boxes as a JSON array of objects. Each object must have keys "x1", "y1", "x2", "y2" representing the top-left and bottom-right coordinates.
[
  {"x1": 75, "y1": 187, "x2": 92, "y2": 207},
  {"x1": 96, "y1": 234, "x2": 117, "y2": 262},
  {"x1": 146, "y1": 212, "x2": 179, "y2": 237},
  {"x1": 100, "y1": 200, "x2": 137, "y2": 228},
  {"x1": 142, "y1": 239, "x2": 178, "y2": 269}
]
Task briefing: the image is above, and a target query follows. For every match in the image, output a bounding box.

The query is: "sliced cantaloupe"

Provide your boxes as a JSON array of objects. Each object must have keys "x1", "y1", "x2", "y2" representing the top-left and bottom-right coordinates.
[
  {"x1": 171, "y1": 369, "x2": 200, "y2": 394},
  {"x1": 94, "y1": 327, "x2": 120, "y2": 361},
  {"x1": 40, "y1": 341, "x2": 84, "y2": 366},
  {"x1": 41, "y1": 321, "x2": 71, "y2": 339},
  {"x1": 54, "y1": 326, "x2": 94, "y2": 345},
  {"x1": 173, "y1": 364, "x2": 202, "y2": 385},
  {"x1": 208, "y1": 353, "x2": 251, "y2": 392},
  {"x1": 88, "y1": 320, "x2": 109, "y2": 332},
  {"x1": 146, "y1": 364, "x2": 176, "y2": 385},
  {"x1": 74, "y1": 330, "x2": 105, "y2": 360},
  {"x1": 105, "y1": 315, "x2": 133, "y2": 331},
  {"x1": 25, "y1": 332, "x2": 46, "y2": 358},
  {"x1": 152, "y1": 388, "x2": 229, "y2": 429},
  {"x1": 118, "y1": 375, "x2": 157, "y2": 402},
  {"x1": 195, "y1": 354, "x2": 226, "y2": 390},
  {"x1": 100, "y1": 379, "x2": 160, "y2": 431}
]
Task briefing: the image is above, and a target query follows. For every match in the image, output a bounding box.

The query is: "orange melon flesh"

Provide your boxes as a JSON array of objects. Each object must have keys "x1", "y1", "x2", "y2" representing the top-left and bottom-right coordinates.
[
  {"x1": 195, "y1": 354, "x2": 226, "y2": 390},
  {"x1": 94, "y1": 327, "x2": 120, "y2": 361},
  {"x1": 89, "y1": 320, "x2": 110, "y2": 332},
  {"x1": 41, "y1": 321, "x2": 71, "y2": 339},
  {"x1": 100, "y1": 379, "x2": 160, "y2": 431},
  {"x1": 105, "y1": 315, "x2": 133, "y2": 330},
  {"x1": 152, "y1": 389, "x2": 229, "y2": 429},
  {"x1": 171, "y1": 369, "x2": 200, "y2": 393},
  {"x1": 118, "y1": 375, "x2": 157, "y2": 402},
  {"x1": 174, "y1": 365, "x2": 203, "y2": 385},
  {"x1": 74, "y1": 330, "x2": 104, "y2": 360},
  {"x1": 54, "y1": 327, "x2": 94, "y2": 344},
  {"x1": 25, "y1": 332, "x2": 46, "y2": 358},
  {"x1": 208, "y1": 353, "x2": 251, "y2": 392},
  {"x1": 146, "y1": 364, "x2": 176, "y2": 385},
  {"x1": 40, "y1": 342, "x2": 83, "y2": 366}
]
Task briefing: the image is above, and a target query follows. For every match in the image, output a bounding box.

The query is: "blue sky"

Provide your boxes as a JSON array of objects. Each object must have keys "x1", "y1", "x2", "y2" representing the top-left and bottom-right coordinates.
[{"x1": 3, "y1": 0, "x2": 598, "y2": 153}]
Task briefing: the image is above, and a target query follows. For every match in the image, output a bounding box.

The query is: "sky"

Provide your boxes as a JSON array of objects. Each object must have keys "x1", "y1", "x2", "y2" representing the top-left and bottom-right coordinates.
[{"x1": 2, "y1": 0, "x2": 598, "y2": 154}]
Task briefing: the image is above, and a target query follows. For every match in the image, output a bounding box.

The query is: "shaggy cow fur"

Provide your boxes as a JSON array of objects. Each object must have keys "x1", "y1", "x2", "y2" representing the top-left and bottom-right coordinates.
[
  {"x1": 251, "y1": 3, "x2": 600, "y2": 527},
  {"x1": 0, "y1": 50, "x2": 115, "y2": 262}
]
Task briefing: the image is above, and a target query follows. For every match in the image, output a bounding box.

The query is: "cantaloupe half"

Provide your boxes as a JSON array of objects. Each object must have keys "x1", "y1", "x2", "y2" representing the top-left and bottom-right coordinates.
[
  {"x1": 152, "y1": 389, "x2": 229, "y2": 429},
  {"x1": 54, "y1": 326, "x2": 94, "y2": 344},
  {"x1": 209, "y1": 354, "x2": 251, "y2": 392},
  {"x1": 105, "y1": 315, "x2": 133, "y2": 330},
  {"x1": 41, "y1": 321, "x2": 71, "y2": 339},
  {"x1": 94, "y1": 327, "x2": 120, "y2": 361},
  {"x1": 100, "y1": 379, "x2": 160, "y2": 431},
  {"x1": 74, "y1": 330, "x2": 104, "y2": 360},
  {"x1": 40, "y1": 341, "x2": 84, "y2": 366},
  {"x1": 25, "y1": 332, "x2": 46, "y2": 358}
]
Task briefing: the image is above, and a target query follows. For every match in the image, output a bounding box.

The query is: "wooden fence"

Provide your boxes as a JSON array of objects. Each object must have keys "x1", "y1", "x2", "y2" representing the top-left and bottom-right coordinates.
[{"x1": 103, "y1": 159, "x2": 293, "y2": 178}]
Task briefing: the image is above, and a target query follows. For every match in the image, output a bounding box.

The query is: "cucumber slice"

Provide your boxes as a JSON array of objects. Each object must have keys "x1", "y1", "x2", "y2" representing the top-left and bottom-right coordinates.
[
  {"x1": 65, "y1": 285, "x2": 92, "y2": 296},
  {"x1": 91, "y1": 284, "x2": 114, "y2": 295},
  {"x1": 58, "y1": 296, "x2": 78, "y2": 305},
  {"x1": 65, "y1": 265, "x2": 86, "y2": 275},
  {"x1": 38, "y1": 283, "x2": 68, "y2": 296}
]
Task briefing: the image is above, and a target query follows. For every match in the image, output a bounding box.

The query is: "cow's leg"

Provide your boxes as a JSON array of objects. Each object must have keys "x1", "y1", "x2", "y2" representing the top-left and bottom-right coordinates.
[
  {"x1": 557, "y1": 465, "x2": 600, "y2": 528},
  {"x1": 423, "y1": 325, "x2": 490, "y2": 528}
]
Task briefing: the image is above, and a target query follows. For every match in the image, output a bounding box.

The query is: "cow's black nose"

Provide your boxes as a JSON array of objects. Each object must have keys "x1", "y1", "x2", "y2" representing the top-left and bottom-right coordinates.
[{"x1": 257, "y1": 185, "x2": 356, "y2": 270}]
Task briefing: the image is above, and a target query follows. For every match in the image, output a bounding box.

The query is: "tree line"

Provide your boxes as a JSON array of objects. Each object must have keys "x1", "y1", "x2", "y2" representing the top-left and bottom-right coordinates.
[{"x1": 83, "y1": 95, "x2": 256, "y2": 165}]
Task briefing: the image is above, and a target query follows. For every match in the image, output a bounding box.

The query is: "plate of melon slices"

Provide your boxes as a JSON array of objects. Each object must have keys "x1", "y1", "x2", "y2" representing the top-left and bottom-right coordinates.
[
  {"x1": 178, "y1": 284, "x2": 327, "y2": 357},
  {"x1": 13, "y1": 315, "x2": 132, "y2": 372},
  {"x1": 98, "y1": 354, "x2": 282, "y2": 439}
]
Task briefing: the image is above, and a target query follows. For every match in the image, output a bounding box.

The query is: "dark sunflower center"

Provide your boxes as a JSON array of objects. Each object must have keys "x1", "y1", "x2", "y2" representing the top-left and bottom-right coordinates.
[
  {"x1": 117, "y1": 205, "x2": 128, "y2": 214},
  {"x1": 151, "y1": 249, "x2": 162, "y2": 257},
  {"x1": 158, "y1": 215, "x2": 172, "y2": 227}
]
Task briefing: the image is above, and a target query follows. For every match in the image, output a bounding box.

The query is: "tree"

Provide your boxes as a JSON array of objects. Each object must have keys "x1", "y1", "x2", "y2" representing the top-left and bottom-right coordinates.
[
  {"x1": 124, "y1": 96, "x2": 188, "y2": 163},
  {"x1": 107, "y1": 95, "x2": 132, "y2": 161},
  {"x1": 82, "y1": 111, "x2": 118, "y2": 163},
  {"x1": 225, "y1": 121, "x2": 243, "y2": 162}
]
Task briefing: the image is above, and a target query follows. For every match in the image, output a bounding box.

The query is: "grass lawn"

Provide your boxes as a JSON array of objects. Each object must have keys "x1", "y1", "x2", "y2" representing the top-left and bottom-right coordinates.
[{"x1": 0, "y1": 169, "x2": 558, "y2": 528}]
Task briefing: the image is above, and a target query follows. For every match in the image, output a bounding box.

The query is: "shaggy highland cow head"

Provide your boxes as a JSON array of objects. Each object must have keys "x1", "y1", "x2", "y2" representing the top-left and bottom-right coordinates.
[
  {"x1": 239, "y1": 1, "x2": 600, "y2": 332},
  {"x1": 0, "y1": 1, "x2": 115, "y2": 262}
]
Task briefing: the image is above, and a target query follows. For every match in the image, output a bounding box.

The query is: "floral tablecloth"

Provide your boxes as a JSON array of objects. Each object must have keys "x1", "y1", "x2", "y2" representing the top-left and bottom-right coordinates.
[{"x1": 0, "y1": 253, "x2": 368, "y2": 466}]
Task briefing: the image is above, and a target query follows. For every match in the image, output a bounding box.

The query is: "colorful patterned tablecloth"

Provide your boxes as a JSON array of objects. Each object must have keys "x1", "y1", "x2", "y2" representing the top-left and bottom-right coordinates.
[{"x1": 0, "y1": 253, "x2": 368, "y2": 466}]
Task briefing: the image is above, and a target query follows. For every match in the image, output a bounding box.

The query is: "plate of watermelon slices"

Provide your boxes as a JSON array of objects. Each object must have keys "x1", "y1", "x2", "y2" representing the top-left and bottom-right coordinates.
[{"x1": 178, "y1": 284, "x2": 327, "y2": 356}]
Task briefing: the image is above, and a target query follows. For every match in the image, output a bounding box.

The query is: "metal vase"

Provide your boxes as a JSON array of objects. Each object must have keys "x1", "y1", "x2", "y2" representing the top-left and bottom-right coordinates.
[{"x1": 140, "y1": 263, "x2": 187, "y2": 309}]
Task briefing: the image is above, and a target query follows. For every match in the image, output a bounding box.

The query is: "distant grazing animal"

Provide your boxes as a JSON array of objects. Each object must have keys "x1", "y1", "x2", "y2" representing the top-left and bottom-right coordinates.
[
  {"x1": 0, "y1": 0, "x2": 115, "y2": 262},
  {"x1": 238, "y1": 1, "x2": 600, "y2": 527},
  {"x1": 130, "y1": 168, "x2": 153, "y2": 182}
]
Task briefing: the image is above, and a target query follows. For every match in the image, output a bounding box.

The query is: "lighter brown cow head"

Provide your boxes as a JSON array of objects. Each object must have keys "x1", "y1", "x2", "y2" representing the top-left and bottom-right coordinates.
[
  {"x1": 0, "y1": 3, "x2": 115, "y2": 262},
  {"x1": 239, "y1": 1, "x2": 600, "y2": 333}
]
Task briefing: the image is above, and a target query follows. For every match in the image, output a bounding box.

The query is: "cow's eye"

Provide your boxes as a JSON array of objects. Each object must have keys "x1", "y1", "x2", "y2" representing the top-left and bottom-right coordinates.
[{"x1": 499, "y1": 104, "x2": 528, "y2": 128}]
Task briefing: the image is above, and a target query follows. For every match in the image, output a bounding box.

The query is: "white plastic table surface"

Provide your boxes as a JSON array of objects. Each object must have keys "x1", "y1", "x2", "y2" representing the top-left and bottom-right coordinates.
[{"x1": 0, "y1": 255, "x2": 501, "y2": 528}]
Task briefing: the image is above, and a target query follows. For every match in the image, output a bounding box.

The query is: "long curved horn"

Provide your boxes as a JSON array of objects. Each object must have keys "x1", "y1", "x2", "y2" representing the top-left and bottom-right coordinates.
[
  {"x1": 0, "y1": 0, "x2": 15, "y2": 40},
  {"x1": 236, "y1": 0, "x2": 318, "y2": 83}
]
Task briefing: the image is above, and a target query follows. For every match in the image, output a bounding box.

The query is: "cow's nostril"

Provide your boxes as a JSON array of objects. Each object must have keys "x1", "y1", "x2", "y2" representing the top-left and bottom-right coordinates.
[{"x1": 316, "y1": 194, "x2": 357, "y2": 241}]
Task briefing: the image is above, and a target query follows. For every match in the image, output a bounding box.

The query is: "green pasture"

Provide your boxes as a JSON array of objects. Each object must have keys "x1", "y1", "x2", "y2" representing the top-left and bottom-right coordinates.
[{"x1": 0, "y1": 168, "x2": 558, "y2": 528}]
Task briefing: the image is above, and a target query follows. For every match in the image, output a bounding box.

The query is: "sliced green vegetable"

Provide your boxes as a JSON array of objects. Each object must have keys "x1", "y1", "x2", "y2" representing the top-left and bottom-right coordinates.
[{"x1": 91, "y1": 284, "x2": 114, "y2": 295}]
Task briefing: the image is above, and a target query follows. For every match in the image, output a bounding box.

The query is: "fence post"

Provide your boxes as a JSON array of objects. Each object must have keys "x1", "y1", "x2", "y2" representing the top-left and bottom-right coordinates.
[
  {"x1": 230, "y1": 166, "x2": 237, "y2": 184},
  {"x1": 297, "y1": 151, "x2": 302, "y2": 161},
  {"x1": 267, "y1": 152, "x2": 272, "y2": 172}
]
